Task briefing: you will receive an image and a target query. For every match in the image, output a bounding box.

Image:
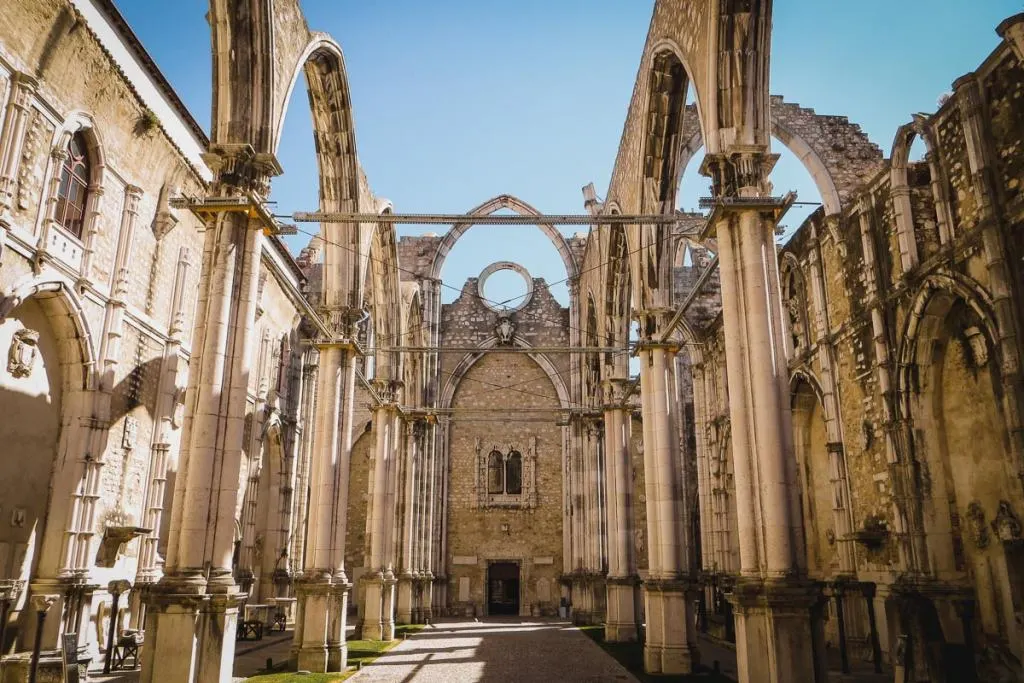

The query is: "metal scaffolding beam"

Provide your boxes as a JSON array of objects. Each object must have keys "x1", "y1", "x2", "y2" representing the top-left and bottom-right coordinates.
[{"x1": 289, "y1": 211, "x2": 704, "y2": 227}]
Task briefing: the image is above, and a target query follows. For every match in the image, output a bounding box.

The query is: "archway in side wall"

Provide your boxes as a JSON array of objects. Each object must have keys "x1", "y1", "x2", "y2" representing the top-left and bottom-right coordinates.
[
  {"x1": 0, "y1": 281, "x2": 94, "y2": 649},
  {"x1": 254, "y1": 424, "x2": 289, "y2": 603},
  {"x1": 790, "y1": 376, "x2": 837, "y2": 579},
  {"x1": 674, "y1": 99, "x2": 884, "y2": 239},
  {"x1": 443, "y1": 350, "x2": 565, "y2": 618},
  {"x1": 904, "y1": 282, "x2": 1023, "y2": 662}
]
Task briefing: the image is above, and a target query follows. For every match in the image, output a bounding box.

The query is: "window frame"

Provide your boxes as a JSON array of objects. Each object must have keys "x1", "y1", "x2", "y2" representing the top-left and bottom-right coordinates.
[{"x1": 54, "y1": 132, "x2": 91, "y2": 239}]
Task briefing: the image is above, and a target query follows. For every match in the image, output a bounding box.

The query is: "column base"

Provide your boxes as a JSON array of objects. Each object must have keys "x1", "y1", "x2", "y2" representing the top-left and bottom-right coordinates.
[
  {"x1": 728, "y1": 577, "x2": 825, "y2": 683},
  {"x1": 140, "y1": 579, "x2": 242, "y2": 683},
  {"x1": 605, "y1": 577, "x2": 639, "y2": 643},
  {"x1": 293, "y1": 577, "x2": 333, "y2": 673},
  {"x1": 396, "y1": 576, "x2": 414, "y2": 625},
  {"x1": 643, "y1": 578, "x2": 699, "y2": 675},
  {"x1": 361, "y1": 573, "x2": 397, "y2": 641}
]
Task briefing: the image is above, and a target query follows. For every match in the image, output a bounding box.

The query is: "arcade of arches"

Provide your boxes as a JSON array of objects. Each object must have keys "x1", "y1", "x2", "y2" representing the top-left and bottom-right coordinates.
[{"x1": 0, "y1": 1, "x2": 1023, "y2": 682}]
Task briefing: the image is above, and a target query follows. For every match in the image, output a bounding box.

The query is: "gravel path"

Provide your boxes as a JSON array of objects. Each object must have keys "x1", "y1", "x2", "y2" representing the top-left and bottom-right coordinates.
[{"x1": 350, "y1": 618, "x2": 639, "y2": 683}]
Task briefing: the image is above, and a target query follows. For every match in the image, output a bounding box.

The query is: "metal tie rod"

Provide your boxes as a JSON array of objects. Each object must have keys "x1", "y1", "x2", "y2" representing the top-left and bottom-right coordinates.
[
  {"x1": 372, "y1": 345, "x2": 628, "y2": 354},
  {"x1": 290, "y1": 212, "x2": 698, "y2": 226}
]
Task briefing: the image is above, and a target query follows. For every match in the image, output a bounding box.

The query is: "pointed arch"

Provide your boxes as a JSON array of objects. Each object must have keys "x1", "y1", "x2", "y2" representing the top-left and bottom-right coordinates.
[
  {"x1": 0, "y1": 277, "x2": 97, "y2": 391},
  {"x1": 429, "y1": 194, "x2": 579, "y2": 282},
  {"x1": 438, "y1": 337, "x2": 571, "y2": 411}
]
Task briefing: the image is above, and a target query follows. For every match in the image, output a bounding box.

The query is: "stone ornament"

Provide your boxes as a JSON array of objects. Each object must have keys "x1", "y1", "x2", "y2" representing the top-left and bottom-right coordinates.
[
  {"x1": 966, "y1": 501, "x2": 990, "y2": 549},
  {"x1": 7, "y1": 327, "x2": 39, "y2": 378},
  {"x1": 992, "y1": 500, "x2": 1021, "y2": 543},
  {"x1": 494, "y1": 314, "x2": 515, "y2": 345},
  {"x1": 122, "y1": 416, "x2": 138, "y2": 450}
]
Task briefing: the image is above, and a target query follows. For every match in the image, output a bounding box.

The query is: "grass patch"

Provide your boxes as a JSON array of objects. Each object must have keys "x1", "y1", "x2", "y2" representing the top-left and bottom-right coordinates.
[
  {"x1": 245, "y1": 624, "x2": 428, "y2": 682},
  {"x1": 244, "y1": 675, "x2": 348, "y2": 683},
  {"x1": 578, "y1": 625, "x2": 727, "y2": 683}
]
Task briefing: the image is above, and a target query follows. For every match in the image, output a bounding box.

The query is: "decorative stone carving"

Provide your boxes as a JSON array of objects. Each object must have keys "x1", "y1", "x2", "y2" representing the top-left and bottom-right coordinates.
[
  {"x1": 992, "y1": 500, "x2": 1021, "y2": 543},
  {"x1": 10, "y1": 507, "x2": 25, "y2": 528},
  {"x1": 962, "y1": 326, "x2": 989, "y2": 367},
  {"x1": 965, "y1": 501, "x2": 989, "y2": 549},
  {"x1": 122, "y1": 416, "x2": 138, "y2": 450},
  {"x1": 495, "y1": 313, "x2": 515, "y2": 345},
  {"x1": 7, "y1": 327, "x2": 39, "y2": 378}
]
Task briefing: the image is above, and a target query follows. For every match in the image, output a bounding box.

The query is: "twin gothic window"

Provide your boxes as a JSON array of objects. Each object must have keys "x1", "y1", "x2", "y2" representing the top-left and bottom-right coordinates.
[
  {"x1": 55, "y1": 133, "x2": 91, "y2": 238},
  {"x1": 487, "y1": 450, "x2": 523, "y2": 495},
  {"x1": 476, "y1": 438, "x2": 538, "y2": 509}
]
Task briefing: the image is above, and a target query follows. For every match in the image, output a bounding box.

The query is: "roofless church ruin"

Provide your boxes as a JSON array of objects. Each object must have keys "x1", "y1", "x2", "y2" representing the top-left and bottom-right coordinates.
[{"x1": 0, "y1": 1, "x2": 1023, "y2": 681}]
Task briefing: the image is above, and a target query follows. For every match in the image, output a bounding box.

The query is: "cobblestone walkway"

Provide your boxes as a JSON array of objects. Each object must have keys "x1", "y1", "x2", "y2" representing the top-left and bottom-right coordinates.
[{"x1": 350, "y1": 619, "x2": 639, "y2": 683}]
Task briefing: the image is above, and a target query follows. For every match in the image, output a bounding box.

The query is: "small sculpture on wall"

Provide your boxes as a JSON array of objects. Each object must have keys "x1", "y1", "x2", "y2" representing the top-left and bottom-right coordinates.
[
  {"x1": 965, "y1": 501, "x2": 990, "y2": 549},
  {"x1": 992, "y1": 500, "x2": 1021, "y2": 543},
  {"x1": 122, "y1": 416, "x2": 138, "y2": 450},
  {"x1": 7, "y1": 328, "x2": 39, "y2": 378},
  {"x1": 10, "y1": 507, "x2": 26, "y2": 528},
  {"x1": 495, "y1": 314, "x2": 515, "y2": 345}
]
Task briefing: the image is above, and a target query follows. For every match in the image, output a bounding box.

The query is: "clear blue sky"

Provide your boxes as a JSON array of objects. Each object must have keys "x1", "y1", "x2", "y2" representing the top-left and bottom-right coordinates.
[{"x1": 117, "y1": 1, "x2": 1020, "y2": 306}]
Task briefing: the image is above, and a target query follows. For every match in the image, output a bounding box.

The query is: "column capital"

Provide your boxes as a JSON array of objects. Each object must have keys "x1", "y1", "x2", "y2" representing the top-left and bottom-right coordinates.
[
  {"x1": 699, "y1": 146, "x2": 778, "y2": 199},
  {"x1": 372, "y1": 378, "x2": 403, "y2": 406},
  {"x1": 601, "y1": 377, "x2": 633, "y2": 408}
]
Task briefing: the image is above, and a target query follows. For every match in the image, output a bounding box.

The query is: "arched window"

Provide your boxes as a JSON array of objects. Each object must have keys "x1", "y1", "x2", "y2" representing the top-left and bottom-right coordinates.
[
  {"x1": 55, "y1": 133, "x2": 91, "y2": 238},
  {"x1": 487, "y1": 450, "x2": 504, "y2": 494},
  {"x1": 505, "y1": 451, "x2": 522, "y2": 495}
]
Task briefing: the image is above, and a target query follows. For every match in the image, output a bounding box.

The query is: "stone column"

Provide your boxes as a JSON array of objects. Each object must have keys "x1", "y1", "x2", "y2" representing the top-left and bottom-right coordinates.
[
  {"x1": 141, "y1": 150, "x2": 277, "y2": 683},
  {"x1": 421, "y1": 421, "x2": 438, "y2": 621},
  {"x1": 396, "y1": 421, "x2": 419, "y2": 625},
  {"x1": 363, "y1": 380, "x2": 401, "y2": 641},
  {"x1": 702, "y1": 150, "x2": 821, "y2": 683},
  {"x1": 602, "y1": 379, "x2": 638, "y2": 642},
  {"x1": 636, "y1": 318, "x2": 698, "y2": 675},
  {"x1": 293, "y1": 324, "x2": 358, "y2": 672}
]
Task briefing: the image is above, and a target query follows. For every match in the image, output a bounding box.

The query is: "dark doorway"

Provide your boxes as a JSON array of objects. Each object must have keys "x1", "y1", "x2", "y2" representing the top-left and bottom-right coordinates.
[{"x1": 487, "y1": 562, "x2": 520, "y2": 616}]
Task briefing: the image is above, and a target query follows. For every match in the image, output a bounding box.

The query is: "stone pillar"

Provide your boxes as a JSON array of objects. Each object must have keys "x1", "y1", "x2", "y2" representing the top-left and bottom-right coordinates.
[
  {"x1": 602, "y1": 378, "x2": 638, "y2": 642},
  {"x1": 293, "y1": 332, "x2": 357, "y2": 672},
  {"x1": 636, "y1": 325, "x2": 698, "y2": 675},
  {"x1": 363, "y1": 381, "x2": 401, "y2": 641},
  {"x1": 702, "y1": 149, "x2": 820, "y2": 683},
  {"x1": 396, "y1": 421, "x2": 419, "y2": 625},
  {"x1": 141, "y1": 149, "x2": 278, "y2": 683}
]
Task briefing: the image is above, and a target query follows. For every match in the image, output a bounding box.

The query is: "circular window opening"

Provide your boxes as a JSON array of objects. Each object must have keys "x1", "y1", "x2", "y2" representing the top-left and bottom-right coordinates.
[
  {"x1": 477, "y1": 261, "x2": 534, "y2": 312},
  {"x1": 483, "y1": 269, "x2": 529, "y2": 308}
]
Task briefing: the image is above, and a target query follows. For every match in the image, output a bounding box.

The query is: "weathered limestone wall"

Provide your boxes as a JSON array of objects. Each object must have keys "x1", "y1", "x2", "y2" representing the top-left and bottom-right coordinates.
[
  {"x1": 446, "y1": 352, "x2": 564, "y2": 616},
  {"x1": 439, "y1": 272, "x2": 570, "y2": 617},
  {"x1": 691, "y1": 21, "x2": 1024, "y2": 675}
]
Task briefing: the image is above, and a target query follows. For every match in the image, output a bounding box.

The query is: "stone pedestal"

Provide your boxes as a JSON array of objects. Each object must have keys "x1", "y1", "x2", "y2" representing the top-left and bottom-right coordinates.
[
  {"x1": 643, "y1": 579, "x2": 698, "y2": 675},
  {"x1": 293, "y1": 579, "x2": 332, "y2": 672},
  {"x1": 396, "y1": 574, "x2": 414, "y2": 625},
  {"x1": 605, "y1": 577, "x2": 639, "y2": 642},
  {"x1": 325, "y1": 584, "x2": 350, "y2": 672},
  {"x1": 729, "y1": 578, "x2": 825, "y2": 683},
  {"x1": 362, "y1": 574, "x2": 396, "y2": 641},
  {"x1": 382, "y1": 575, "x2": 396, "y2": 640},
  {"x1": 141, "y1": 581, "x2": 242, "y2": 683},
  {"x1": 421, "y1": 574, "x2": 434, "y2": 622}
]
